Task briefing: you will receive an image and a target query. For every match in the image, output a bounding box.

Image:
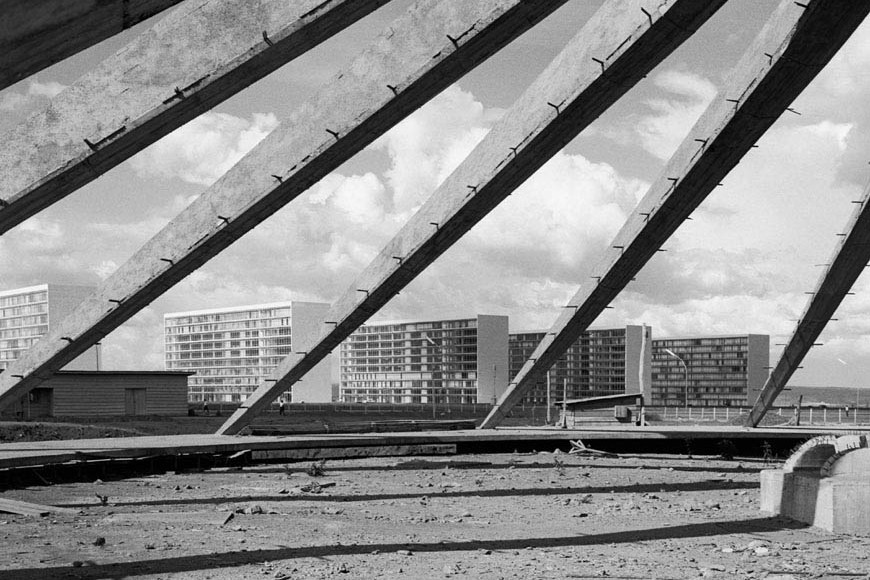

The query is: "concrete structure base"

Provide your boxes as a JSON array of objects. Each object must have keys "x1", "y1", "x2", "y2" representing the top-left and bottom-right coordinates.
[{"x1": 761, "y1": 435, "x2": 870, "y2": 535}]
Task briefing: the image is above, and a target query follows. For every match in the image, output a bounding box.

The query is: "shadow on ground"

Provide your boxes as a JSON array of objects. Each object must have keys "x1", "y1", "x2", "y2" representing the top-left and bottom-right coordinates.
[
  {"x1": 0, "y1": 516, "x2": 806, "y2": 580},
  {"x1": 58, "y1": 478, "x2": 758, "y2": 509}
]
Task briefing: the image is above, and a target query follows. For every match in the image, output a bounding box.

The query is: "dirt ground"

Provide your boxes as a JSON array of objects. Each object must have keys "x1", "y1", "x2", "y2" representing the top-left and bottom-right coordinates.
[{"x1": 0, "y1": 451, "x2": 868, "y2": 580}]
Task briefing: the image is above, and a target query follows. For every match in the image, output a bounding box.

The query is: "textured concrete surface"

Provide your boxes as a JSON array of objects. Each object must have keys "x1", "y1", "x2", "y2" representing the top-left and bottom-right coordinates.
[
  {"x1": 0, "y1": 0, "x2": 393, "y2": 235},
  {"x1": 748, "y1": 180, "x2": 870, "y2": 426},
  {"x1": 0, "y1": 0, "x2": 569, "y2": 414},
  {"x1": 0, "y1": 0, "x2": 183, "y2": 90},
  {"x1": 481, "y1": 0, "x2": 870, "y2": 429},
  {"x1": 219, "y1": 0, "x2": 729, "y2": 435},
  {"x1": 0, "y1": 425, "x2": 853, "y2": 471},
  {"x1": 761, "y1": 434, "x2": 870, "y2": 535}
]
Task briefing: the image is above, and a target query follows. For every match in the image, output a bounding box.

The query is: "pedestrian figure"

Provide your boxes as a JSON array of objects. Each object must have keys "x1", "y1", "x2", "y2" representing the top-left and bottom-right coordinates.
[
  {"x1": 203, "y1": 401, "x2": 210, "y2": 416},
  {"x1": 279, "y1": 398, "x2": 286, "y2": 416}
]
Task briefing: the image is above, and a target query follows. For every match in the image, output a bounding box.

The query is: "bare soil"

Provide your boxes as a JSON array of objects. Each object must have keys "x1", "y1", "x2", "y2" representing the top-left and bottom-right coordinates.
[{"x1": 1, "y1": 451, "x2": 868, "y2": 580}]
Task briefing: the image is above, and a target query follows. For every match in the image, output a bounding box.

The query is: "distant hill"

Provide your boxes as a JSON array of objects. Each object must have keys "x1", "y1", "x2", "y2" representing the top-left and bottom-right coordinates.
[{"x1": 772, "y1": 386, "x2": 868, "y2": 407}]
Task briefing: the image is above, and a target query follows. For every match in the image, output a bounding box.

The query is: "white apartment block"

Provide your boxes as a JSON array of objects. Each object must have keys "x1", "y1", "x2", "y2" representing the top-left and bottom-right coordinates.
[
  {"x1": 164, "y1": 301, "x2": 331, "y2": 403},
  {"x1": 339, "y1": 315, "x2": 509, "y2": 405},
  {"x1": 0, "y1": 284, "x2": 101, "y2": 373}
]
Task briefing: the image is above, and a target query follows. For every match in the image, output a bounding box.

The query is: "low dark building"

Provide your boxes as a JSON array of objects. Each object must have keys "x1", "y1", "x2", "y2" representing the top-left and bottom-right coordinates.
[{"x1": 1, "y1": 371, "x2": 191, "y2": 418}]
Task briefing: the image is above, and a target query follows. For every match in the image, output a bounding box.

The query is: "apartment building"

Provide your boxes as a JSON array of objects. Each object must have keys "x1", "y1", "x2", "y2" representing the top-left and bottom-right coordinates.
[
  {"x1": 0, "y1": 284, "x2": 101, "y2": 372},
  {"x1": 164, "y1": 301, "x2": 331, "y2": 403},
  {"x1": 339, "y1": 315, "x2": 509, "y2": 405},
  {"x1": 650, "y1": 334, "x2": 770, "y2": 406},
  {"x1": 509, "y1": 325, "x2": 651, "y2": 404}
]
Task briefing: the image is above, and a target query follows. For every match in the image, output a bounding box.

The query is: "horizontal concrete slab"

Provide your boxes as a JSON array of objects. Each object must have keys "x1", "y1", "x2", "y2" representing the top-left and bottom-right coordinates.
[
  {"x1": 0, "y1": 0, "x2": 183, "y2": 90},
  {"x1": 481, "y1": 0, "x2": 870, "y2": 429},
  {"x1": 218, "y1": 0, "x2": 730, "y2": 435},
  {"x1": 0, "y1": 425, "x2": 857, "y2": 471},
  {"x1": 0, "y1": 0, "x2": 569, "y2": 414},
  {"x1": 0, "y1": 0, "x2": 393, "y2": 234}
]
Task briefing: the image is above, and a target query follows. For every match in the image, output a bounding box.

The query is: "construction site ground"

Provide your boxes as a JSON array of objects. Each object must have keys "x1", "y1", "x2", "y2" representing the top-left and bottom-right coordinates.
[{"x1": 1, "y1": 450, "x2": 868, "y2": 580}]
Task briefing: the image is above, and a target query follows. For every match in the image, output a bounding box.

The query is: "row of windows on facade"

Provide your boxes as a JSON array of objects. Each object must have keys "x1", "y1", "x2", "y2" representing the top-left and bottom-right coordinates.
[
  {"x1": 341, "y1": 387, "x2": 479, "y2": 396},
  {"x1": 166, "y1": 337, "x2": 291, "y2": 351},
  {"x1": 352, "y1": 320, "x2": 477, "y2": 332},
  {"x1": 0, "y1": 314, "x2": 48, "y2": 330},
  {"x1": 340, "y1": 343, "x2": 480, "y2": 353},
  {"x1": 0, "y1": 291, "x2": 47, "y2": 308},
  {"x1": 165, "y1": 326, "x2": 293, "y2": 340},
  {"x1": 168, "y1": 358, "x2": 285, "y2": 369},
  {"x1": 652, "y1": 345, "x2": 748, "y2": 354},
  {"x1": 0, "y1": 303, "x2": 49, "y2": 319},
  {"x1": 0, "y1": 325, "x2": 49, "y2": 339},
  {"x1": 183, "y1": 367, "x2": 279, "y2": 377},
  {"x1": 165, "y1": 320, "x2": 293, "y2": 334},
  {"x1": 166, "y1": 309, "x2": 292, "y2": 325},
  {"x1": 652, "y1": 385, "x2": 747, "y2": 394},
  {"x1": 0, "y1": 337, "x2": 45, "y2": 351},
  {"x1": 165, "y1": 346, "x2": 291, "y2": 360},
  {"x1": 652, "y1": 371, "x2": 749, "y2": 382}
]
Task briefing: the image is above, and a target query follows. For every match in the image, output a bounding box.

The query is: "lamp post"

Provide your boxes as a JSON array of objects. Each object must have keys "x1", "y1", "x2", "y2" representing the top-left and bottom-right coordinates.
[
  {"x1": 664, "y1": 348, "x2": 689, "y2": 408},
  {"x1": 836, "y1": 358, "x2": 858, "y2": 425}
]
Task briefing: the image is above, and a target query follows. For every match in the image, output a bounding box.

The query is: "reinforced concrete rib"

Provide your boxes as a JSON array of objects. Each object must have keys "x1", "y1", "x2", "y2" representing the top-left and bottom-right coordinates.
[
  {"x1": 480, "y1": 0, "x2": 870, "y2": 429},
  {"x1": 0, "y1": 0, "x2": 184, "y2": 90},
  {"x1": 217, "y1": 0, "x2": 730, "y2": 436},
  {"x1": 747, "y1": 181, "x2": 870, "y2": 427},
  {"x1": 0, "y1": 0, "x2": 570, "y2": 414},
  {"x1": 0, "y1": 0, "x2": 394, "y2": 235}
]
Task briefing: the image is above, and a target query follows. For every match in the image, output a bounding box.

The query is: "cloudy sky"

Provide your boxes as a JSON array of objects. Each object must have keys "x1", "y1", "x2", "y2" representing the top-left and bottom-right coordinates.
[{"x1": 1, "y1": 0, "x2": 869, "y2": 389}]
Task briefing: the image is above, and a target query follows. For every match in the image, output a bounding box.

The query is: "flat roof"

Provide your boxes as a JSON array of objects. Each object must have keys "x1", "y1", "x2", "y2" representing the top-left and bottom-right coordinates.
[
  {"x1": 0, "y1": 284, "x2": 48, "y2": 297},
  {"x1": 511, "y1": 326, "x2": 633, "y2": 335},
  {"x1": 164, "y1": 301, "x2": 296, "y2": 318},
  {"x1": 360, "y1": 314, "x2": 501, "y2": 327},
  {"x1": 53, "y1": 370, "x2": 194, "y2": 377},
  {"x1": 652, "y1": 334, "x2": 768, "y2": 341}
]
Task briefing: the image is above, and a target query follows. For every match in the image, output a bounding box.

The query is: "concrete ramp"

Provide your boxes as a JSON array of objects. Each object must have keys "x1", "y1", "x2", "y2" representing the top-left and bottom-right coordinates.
[{"x1": 762, "y1": 434, "x2": 870, "y2": 535}]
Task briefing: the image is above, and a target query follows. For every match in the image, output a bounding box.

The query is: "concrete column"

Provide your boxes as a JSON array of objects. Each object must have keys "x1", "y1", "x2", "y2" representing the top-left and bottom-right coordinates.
[
  {"x1": 748, "y1": 177, "x2": 870, "y2": 426},
  {"x1": 481, "y1": 0, "x2": 870, "y2": 429},
  {"x1": 217, "y1": 0, "x2": 730, "y2": 435},
  {"x1": 0, "y1": 0, "x2": 184, "y2": 90},
  {"x1": 0, "y1": 0, "x2": 394, "y2": 235},
  {"x1": 0, "y1": 0, "x2": 570, "y2": 415}
]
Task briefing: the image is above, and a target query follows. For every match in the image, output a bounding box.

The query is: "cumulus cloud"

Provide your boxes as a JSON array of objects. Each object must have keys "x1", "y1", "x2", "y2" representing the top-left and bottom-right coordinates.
[
  {"x1": 635, "y1": 70, "x2": 718, "y2": 160},
  {"x1": 129, "y1": 112, "x2": 279, "y2": 185},
  {"x1": 0, "y1": 78, "x2": 67, "y2": 111},
  {"x1": 370, "y1": 86, "x2": 502, "y2": 215}
]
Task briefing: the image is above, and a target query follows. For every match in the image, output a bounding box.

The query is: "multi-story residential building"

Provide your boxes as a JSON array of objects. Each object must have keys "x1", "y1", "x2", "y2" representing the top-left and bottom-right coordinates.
[
  {"x1": 509, "y1": 326, "x2": 651, "y2": 404},
  {"x1": 650, "y1": 334, "x2": 769, "y2": 407},
  {"x1": 339, "y1": 315, "x2": 509, "y2": 405},
  {"x1": 164, "y1": 301, "x2": 331, "y2": 403},
  {"x1": 0, "y1": 284, "x2": 101, "y2": 373}
]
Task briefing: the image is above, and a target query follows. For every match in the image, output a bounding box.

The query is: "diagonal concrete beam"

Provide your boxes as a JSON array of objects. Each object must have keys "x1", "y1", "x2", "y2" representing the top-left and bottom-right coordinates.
[
  {"x1": 0, "y1": 0, "x2": 571, "y2": 414},
  {"x1": 0, "y1": 0, "x2": 394, "y2": 235},
  {"x1": 217, "y1": 0, "x2": 730, "y2": 436},
  {"x1": 0, "y1": 0, "x2": 184, "y2": 91},
  {"x1": 747, "y1": 183, "x2": 870, "y2": 427},
  {"x1": 480, "y1": 0, "x2": 870, "y2": 429}
]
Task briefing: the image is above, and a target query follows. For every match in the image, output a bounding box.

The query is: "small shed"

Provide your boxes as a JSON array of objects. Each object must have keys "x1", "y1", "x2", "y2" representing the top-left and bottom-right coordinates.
[
  {"x1": 558, "y1": 393, "x2": 645, "y2": 427},
  {"x1": 2, "y1": 371, "x2": 191, "y2": 419}
]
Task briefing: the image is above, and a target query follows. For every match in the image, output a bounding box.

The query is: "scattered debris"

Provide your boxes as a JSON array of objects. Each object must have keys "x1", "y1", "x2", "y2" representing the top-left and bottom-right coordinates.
[
  {"x1": 569, "y1": 440, "x2": 618, "y2": 458},
  {"x1": 306, "y1": 459, "x2": 327, "y2": 477}
]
